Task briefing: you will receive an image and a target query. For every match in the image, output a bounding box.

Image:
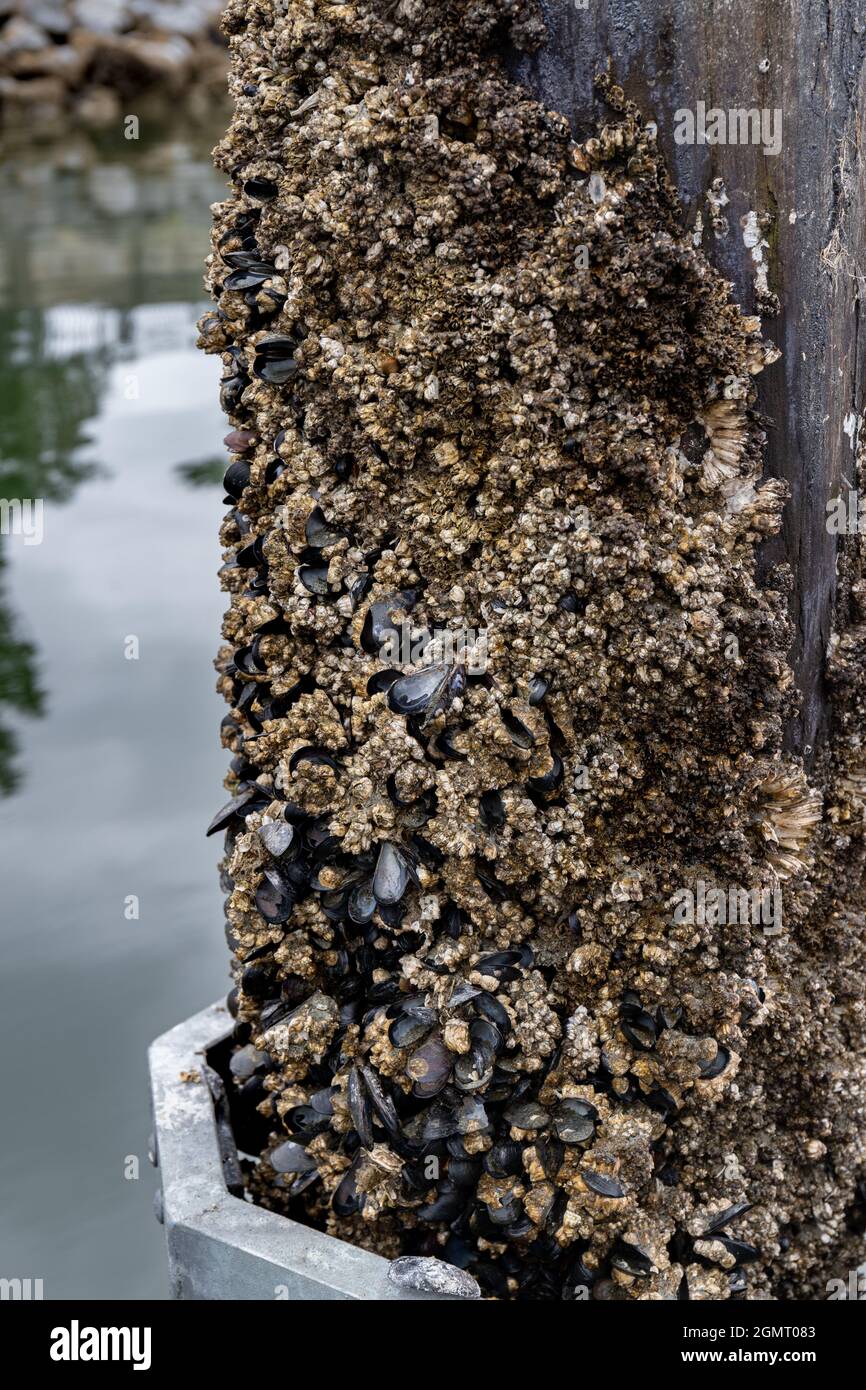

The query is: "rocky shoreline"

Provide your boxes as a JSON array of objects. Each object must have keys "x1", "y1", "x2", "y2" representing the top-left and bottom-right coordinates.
[{"x1": 0, "y1": 1, "x2": 227, "y2": 127}]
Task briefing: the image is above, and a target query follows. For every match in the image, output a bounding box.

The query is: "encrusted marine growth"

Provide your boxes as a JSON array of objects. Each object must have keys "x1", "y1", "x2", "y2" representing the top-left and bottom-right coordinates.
[{"x1": 200, "y1": 0, "x2": 866, "y2": 1299}]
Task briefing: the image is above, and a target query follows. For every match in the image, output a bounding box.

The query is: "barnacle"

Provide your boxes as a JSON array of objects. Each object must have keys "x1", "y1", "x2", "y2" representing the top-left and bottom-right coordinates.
[
  {"x1": 201, "y1": 0, "x2": 866, "y2": 1303},
  {"x1": 754, "y1": 768, "x2": 823, "y2": 880}
]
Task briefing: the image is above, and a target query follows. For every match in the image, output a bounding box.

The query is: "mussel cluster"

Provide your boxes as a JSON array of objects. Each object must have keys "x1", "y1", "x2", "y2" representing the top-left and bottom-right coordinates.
[{"x1": 198, "y1": 0, "x2": 866, "y2": 1299}]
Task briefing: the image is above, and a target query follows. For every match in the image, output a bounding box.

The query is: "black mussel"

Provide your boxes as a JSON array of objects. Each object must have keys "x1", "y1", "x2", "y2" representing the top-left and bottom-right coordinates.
[
  {"x1": 454, "y1": 1043, "x2": 495, "y2": 1093},
  {"x1": 448, "y1": 1158, "x2": 482, "y2": 1188},
  {"x1": 406, "y1": 1036, "x2": 452, "y2": 1098},
  {"x1": 388, "y1": 663, "x2": 454, "y2": 719},
  {"x1": 447, "y1": 981, "x2": 480, "y2": 1008},
  {"x1": 222, "y1": 249, "x2": 272, "y2": 271},
  {"x1": 558, "y1": 592, "x2": 581, "y2": 614},
  {"x1": 348, "y1": 1066, "x2": 374, "y2": 1148},
  {"x1": 206, "y1": 786, "x2": 258, "y2": 835},
  {"x1": 305, "y1": 506, "x2": 346, "y2": 549},
  {"x1": 298, "y1": 563, "x2": 329, "y2": 594},
  {"x1": 479, "y1": 790, "x2": 506, "y2": 829},
  {"x1": 504, "y1": 1100, "x2": 550, "y2": 1131},
  {"x1": 442, "y1": 901, "x2": 466, "y2": 939},
  {"x1": 469, "y1": 1018, "x2": 501, "y2": 1052},
  {"x1": 485, "y1": 1140, "x2": 524, "y2": 1178},
  {"x1": 474, "y1": 992, "x2": 512, "y2": 1034},
  {"x1": 270, "y1": 1140, "x2": 316, "y2": 1175},
  {"x1": 310, "y1": 1087, "x2": 335, "y2": 1116},
  {"x1": 645, "y1": 1085, "x2": 679, "y2": 1118},
  {"x1": 475, "y1": 860, "x2": 508, "y2": 902},
  {"x1": 419, "y1": 1184, "x2": 464, "y2": 1223},
  {"x1": 404, "y1": 1101, "x2": 457, "y2": 1143},
  {"x1": 454, "y1": 1095, "x2": 488, "y2": 1134},
  {"x1": 288, "y1": 746, "x2": 342, "y2": 775},
  {"x1": 241, "y1": 960, "x2": 275, "y2": 1000},
  {"x1": 698, "y1": 1045, "x2": 730, "y2": 1080},
  {"x1": 360, "y1": 1065, "x2": 401, "y2": 1137},
  {"x1": 229, "y1": 1044, "x2": 267, "y2": 1080},
  {"x1": 220, "y1": 373, "x2": 247, "y2": 412},
  {"x1": 348, "y1": 883, "x2": 377, "y2": 925},
  {"x1": 527, "y1": 674, "x2": 550, "y2": 705},
  {"x1": 226, "y1": 986, "x2": 240, "y2": 1018},
  {"x1": 255, "y1": 866, "x2": 295, "y2": 923},
  {"x1": 222, "y1": 459, "x2": 250, "y2": 499},
  {"x1": 475, "y1": 948, "x2": 530, "y2": 980},
  {"x1": 332, "y1": 1164, "x2": 362, "y2": 1216},
  {"x1": 581, "y1": 1169, "x2": 625, "y2": 1199},
  {"x1": 620, "y1": 996, "x2": 658, "y2": 1051},
  {"x1": 224, "y1": 265, "x2": 273, "y2": 291},
  {"x1": 236, "y1": 534, "x2": 266, "y2": 568},
  {"x1": 702, "y1": 1202, "x2": 753, "y2": 1237},
  {"x1": 527, "y1": 753, "x2": 564, "y2": 796},
  {"x1": 501, "y1": 709, "x2": 535, "y2": 748},
  {"x1": 611, "y1": 1240, "x2": 655, "y2": 1279},
  {"x1": 389, "y1": 1004, "x2": 436, "y2": 1049},
  {"x1": 244, "y1": 176, "x2": 278, "y2": 201},
  {"x1": 368, "y1": 670, "x2": 401, "y2": 697},
  {"x1": 287, "y1": 1104, "x2": 331, "y2": 1138},
  {"x1": 427, "y1": 727, "x2": 466, "y2": 761},
  {"x1": 535, "y1": 1136, "x2": 566, "y2": 1180},
  {"x1": 372, "y1": 841, "x2": 412, "y2": 905},
  {"x1": 553, "y1": 1098, "x2": 597, "y2": 1144},
  {"x1": 254, "y1": 335, "x2": 298, "y2": 385}
]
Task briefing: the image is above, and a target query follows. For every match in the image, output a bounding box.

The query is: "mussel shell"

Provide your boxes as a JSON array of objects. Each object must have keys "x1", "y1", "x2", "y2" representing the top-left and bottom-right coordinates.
[
  {"x1": 479, "y1": 790, "x2": 506, "y2": 828},
  {"x1": 698, "y1": 1045, "x2": 730, "y2": 1080},
  {"x1": 553, "y1": 1099, "x2": 597, "y2": 1144},
  {"x1": 244, "y1": 177, "x2": 278, "y2": 201},
  {"x1": 406, "y1": 1037, "x2": 452, "y2": 1098},
  {"x1": 372, "y1": 842, "x2": 411, "y2": 905},
  {"x1": 259, "y1": 819, "x2": 295, "y2": 858},
  {"x1": 581, "y1": 1169, "x2": 625, "y2": 1199},
  {"x1": 387, "y1": 663, "x2": 453, "y2": 718},
  {"x1": 270, "y1": 1140, "x2": 316, "y2": 1174},
  {"x1": 255, "y1": 866, "x2": 295, "y2": 923},
  {"x1": 504, "y1": 1101, "x2": 550, "y2": 1131}
]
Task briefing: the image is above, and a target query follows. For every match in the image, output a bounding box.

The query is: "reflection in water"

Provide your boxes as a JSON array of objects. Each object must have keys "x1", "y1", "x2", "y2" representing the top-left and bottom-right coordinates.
[
  {"x1": 0, "y1": 120, "x2": 233, "y2": 1298},
  {"x1": 0, "y1": 124, "x2": 228, "y2": 792}
]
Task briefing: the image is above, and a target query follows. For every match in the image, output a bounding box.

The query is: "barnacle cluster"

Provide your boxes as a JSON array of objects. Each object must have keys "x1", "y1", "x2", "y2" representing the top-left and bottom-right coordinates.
[{"x1": 200, "y1": 0, "x2": 866, "y2": 1299}]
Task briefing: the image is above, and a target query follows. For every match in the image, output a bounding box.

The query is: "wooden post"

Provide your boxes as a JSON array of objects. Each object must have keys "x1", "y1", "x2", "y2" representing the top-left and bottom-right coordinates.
[{"x1": 512, "y1": 0, "x2": 866, "y2": 759}]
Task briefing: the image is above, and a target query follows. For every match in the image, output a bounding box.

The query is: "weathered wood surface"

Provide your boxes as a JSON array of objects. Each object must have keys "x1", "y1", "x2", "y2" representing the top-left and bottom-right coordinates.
[{"x1": 512, "y1": 0, "x2": 866, "y2": 759}]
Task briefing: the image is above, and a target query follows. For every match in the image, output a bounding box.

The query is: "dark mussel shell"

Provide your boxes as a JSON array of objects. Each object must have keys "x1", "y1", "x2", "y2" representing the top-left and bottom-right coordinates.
[
  {"x1": 698, "y1": 1044, "x2": 730, "y2": 1080},
  {"x1": 255, "y1": 866, "x2": 296, "y2": 923},
  {"x1": 244, "y1": 176, "x2": 278, "y2": 201}
]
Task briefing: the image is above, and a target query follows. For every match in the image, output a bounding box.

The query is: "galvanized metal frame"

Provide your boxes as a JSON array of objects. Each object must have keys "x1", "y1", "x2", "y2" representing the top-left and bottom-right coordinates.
[{"x1": 148, "y1": 1001, "x2": 431, "y2": 1300}]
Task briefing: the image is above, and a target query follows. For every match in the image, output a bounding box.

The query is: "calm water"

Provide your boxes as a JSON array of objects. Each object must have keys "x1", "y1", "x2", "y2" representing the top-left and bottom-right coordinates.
[{"x1": 0, "y1": 120, "x2": 233, "y2": 1299}]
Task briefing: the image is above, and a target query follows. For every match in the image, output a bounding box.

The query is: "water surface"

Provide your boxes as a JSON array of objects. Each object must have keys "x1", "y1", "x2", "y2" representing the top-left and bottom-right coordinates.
[{"x1": 0, "y1": 118, "x2": 232, "y2": 1299}]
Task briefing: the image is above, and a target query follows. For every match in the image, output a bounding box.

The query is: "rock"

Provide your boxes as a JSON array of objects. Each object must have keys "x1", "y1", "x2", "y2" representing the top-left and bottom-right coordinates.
[
  {"x1": 130, "y1": 0, "x2": 220, "y2": 39},
  {"x1": 71, "y1": 0, "x2": 130, "y2": 35},
  {"x1": 28, "y1": 3, "x2": 72, "y2": 37},
  {"x1": 120, "y1": 34, "x2": 194, "y2": 80},
  {"x1": 0, "y1": 16, "x2": 49, "y2": 57},
  {"x1": 74, "y1": 86, "x2": 121, "y2": 127},
  {"x1": 387, "y1": 1256, "x2": 481, "y2": 1300}
]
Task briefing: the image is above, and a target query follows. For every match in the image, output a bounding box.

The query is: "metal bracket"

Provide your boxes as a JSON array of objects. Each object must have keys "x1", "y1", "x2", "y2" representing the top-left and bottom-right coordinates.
[{"x1": 148, "y1": 1001, "x2": 431, "y2": 1300}]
